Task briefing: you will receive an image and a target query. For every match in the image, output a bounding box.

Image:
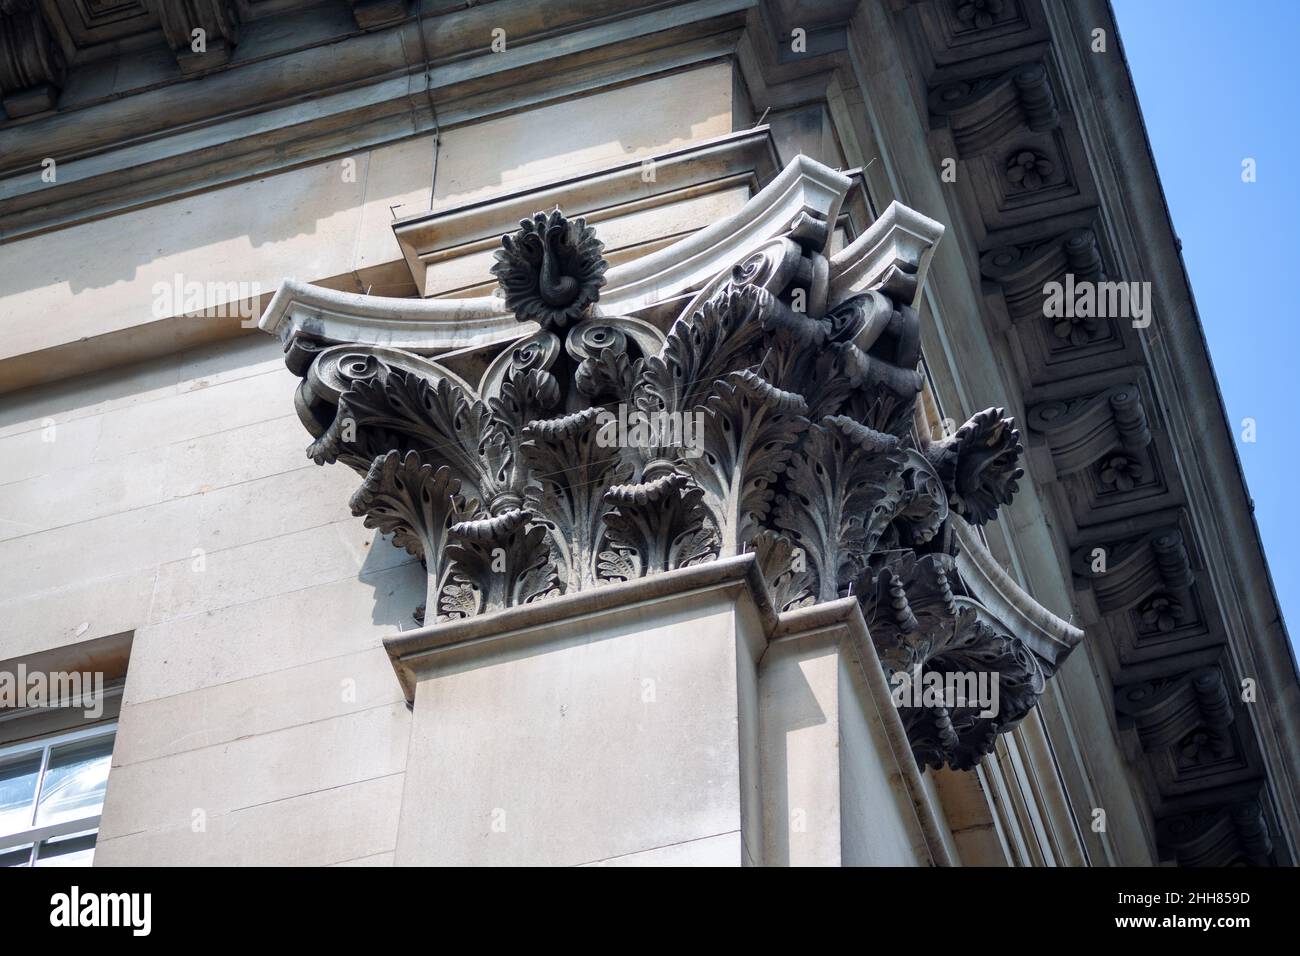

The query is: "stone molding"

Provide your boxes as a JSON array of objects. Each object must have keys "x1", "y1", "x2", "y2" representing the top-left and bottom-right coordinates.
[
  {"x1": 1027, "y1": 383, "x2": 1152, "y2": 480},
  {"x1": 386, "y1": 552, "x2": 774, "y2": 701},
  {"x1": 928, "y1": 61, "x2": 1059, "y2": 157},
  {"x1": 260, "y1": 150, "x2": 871, "y2": 352},
  {"x1": 391, "y1": 127, "x2": 783, "y2": 297},
  {"x1": 0, "y1": 0, "x2": 752, "y2": 242}
]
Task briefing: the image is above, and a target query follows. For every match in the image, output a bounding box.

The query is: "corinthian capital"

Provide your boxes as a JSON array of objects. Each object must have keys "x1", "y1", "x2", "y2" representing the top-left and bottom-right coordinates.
[{"x1": 262, "y1": 155, "x2": 1075, "y2": 770}]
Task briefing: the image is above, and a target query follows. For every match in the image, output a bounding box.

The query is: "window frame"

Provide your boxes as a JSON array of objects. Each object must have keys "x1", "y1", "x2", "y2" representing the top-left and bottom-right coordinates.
[{"x1": 0, "y1": 721, "x2": 117, "y2": 865}]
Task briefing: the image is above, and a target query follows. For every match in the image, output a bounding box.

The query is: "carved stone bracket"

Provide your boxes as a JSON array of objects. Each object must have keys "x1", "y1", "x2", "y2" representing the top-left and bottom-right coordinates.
[
  {"x1": 261, "y1": 154, "x2": 1079, "y2": 772},
  {"x1": 1115, "y1": 668, "x2": 1234, "y2": 755},
  {"x1": 1027, "y1": 383, "x2": 1152, "y2": 482},
  {"x1": 1157, "y1": 798, "x2": 1274, "y2": 867},
  {"x1": 979, "y1": 226, "x2": 1104, "y2": 328},
  {"x1": 929, "y1": 62, "x2": 1059, "y2": 157},
  {"x1": 1071, "y1": 525, "x2": 1194, "y2": 619},
  {"x1": 0, "y1": 0, "x2": 65, "y2": 117},
  {"x1": 150, "y1": 0, "x2": 240, "y2": 75}
]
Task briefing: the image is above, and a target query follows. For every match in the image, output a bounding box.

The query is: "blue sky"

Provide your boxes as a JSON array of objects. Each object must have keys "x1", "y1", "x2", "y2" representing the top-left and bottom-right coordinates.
[{"x1": 1112, "y1": 0, "x2": 1298, "y2": 648}]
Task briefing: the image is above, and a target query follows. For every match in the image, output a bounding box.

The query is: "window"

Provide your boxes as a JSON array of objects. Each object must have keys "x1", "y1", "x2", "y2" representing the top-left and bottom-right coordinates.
[{"x1": 0, "y1": 724, "x2": 116, "y2": 867}]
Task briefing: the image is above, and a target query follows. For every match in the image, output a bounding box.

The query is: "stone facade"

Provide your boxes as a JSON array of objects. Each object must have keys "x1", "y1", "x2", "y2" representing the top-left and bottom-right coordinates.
[{"x1": 0, "y1": 0, "x2": 1295, "y2": 867}]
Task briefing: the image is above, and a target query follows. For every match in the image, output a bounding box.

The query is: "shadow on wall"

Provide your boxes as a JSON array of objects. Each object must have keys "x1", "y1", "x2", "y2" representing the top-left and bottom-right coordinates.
[
  {"x1": 360, "y1": 533, "x2": 427, "y2": 631},
  {"x1": 54, "y1": 155, "x2": 382, "y2": 297},
  {"x1": 11, "y1": 62, "x2": 736, "y2": 301}
]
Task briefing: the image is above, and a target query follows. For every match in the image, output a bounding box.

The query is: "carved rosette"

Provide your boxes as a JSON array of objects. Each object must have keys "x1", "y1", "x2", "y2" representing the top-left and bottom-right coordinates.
[
  {"x1": 490, "y1": 208, "x2": 606, "y2": 330},
  {"x1": 279, "y1": 205, "x2": 1057, "y2": 771}
]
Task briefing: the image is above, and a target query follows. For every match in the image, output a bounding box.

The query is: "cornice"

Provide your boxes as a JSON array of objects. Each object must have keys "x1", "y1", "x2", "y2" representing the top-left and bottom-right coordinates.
[
  {"x1": 1041, "y1": 0, "x2": 1298, "y2": 861},
  {"x1": 869, "y1": 0, "x2": 1297, "y2": 864},
  {"x1": 0, "y1": 0, "x2": 753, "y2": 243}
]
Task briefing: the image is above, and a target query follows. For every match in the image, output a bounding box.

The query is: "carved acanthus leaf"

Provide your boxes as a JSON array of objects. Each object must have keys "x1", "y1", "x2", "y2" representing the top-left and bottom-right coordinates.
[
  {"x1": 686, "y1": 369, "x2": 808, "y2": 556},
  {"x1": 636, "y1": 284, "x2": 771, "y2": 424},
  {"x1": 440, "y1": 509, "x2": 560, "y2": 620},
  {"x1": 310, "y1": 370, "x2": 499, "y2": 508},
  {"x1": 924, "y1": 407, "x2": 1023, "y2": 524},
  {"x1": 859, "y1": 551, "x2": 1047, "y2": 770},
  {"x1": 349, "y1": 452, "x2": 474, "y2": 616},
  {"x1": 602, "y1": 472, "x2": 718, "y2": 580},
  {"x1": 748, "y1": 529, "x2": 816, "y2": 612},
  {"x1": 521, "y1": 408, "x2": 633, "y2": 592},
  {"x1": 774, "y1": 416, "x2": 906, "y2": 602},
  {"x1": 859, "y1": 552, "x2": 961, "y2": 675}
]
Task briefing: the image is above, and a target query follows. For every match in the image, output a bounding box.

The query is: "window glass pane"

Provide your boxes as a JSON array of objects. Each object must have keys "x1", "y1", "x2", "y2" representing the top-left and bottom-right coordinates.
[
  {"x1": 0, "y1": 752, "x2": 42, "y2": 837},
  {"x1": 34, "y1": 829, "x2": 97, "y2": 868},
  {"x1": 34, "y1": 736, "x2": 113, "y2": 828},
  {"x1": 0, "y1": 843, "x2": 34, "y2": 867}
]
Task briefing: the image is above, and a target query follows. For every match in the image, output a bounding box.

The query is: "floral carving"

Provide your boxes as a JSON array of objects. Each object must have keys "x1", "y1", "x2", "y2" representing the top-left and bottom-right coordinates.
[
  {"x1": 491, "y1": 208, "x2": 607, "y2": 330},
  {"x1": 955, "y1": 0, "x2": 1006, "y2": 31},
  {"x1": 1098, "y1": 453, "x2": 1142, "y2": 492},
  {"x1": 922, "y1": 407, "x2": 1024, "y2": 524},
  {"x1": 1053, "y1": 310, "x2": 1103, "y2": 346},
  {"x1": 1138, "y1": 593, "x2": 1185, "y2": 633},
  {"x1": 1005, "y1": 148, "x2": 1054, "y2": 191}
]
